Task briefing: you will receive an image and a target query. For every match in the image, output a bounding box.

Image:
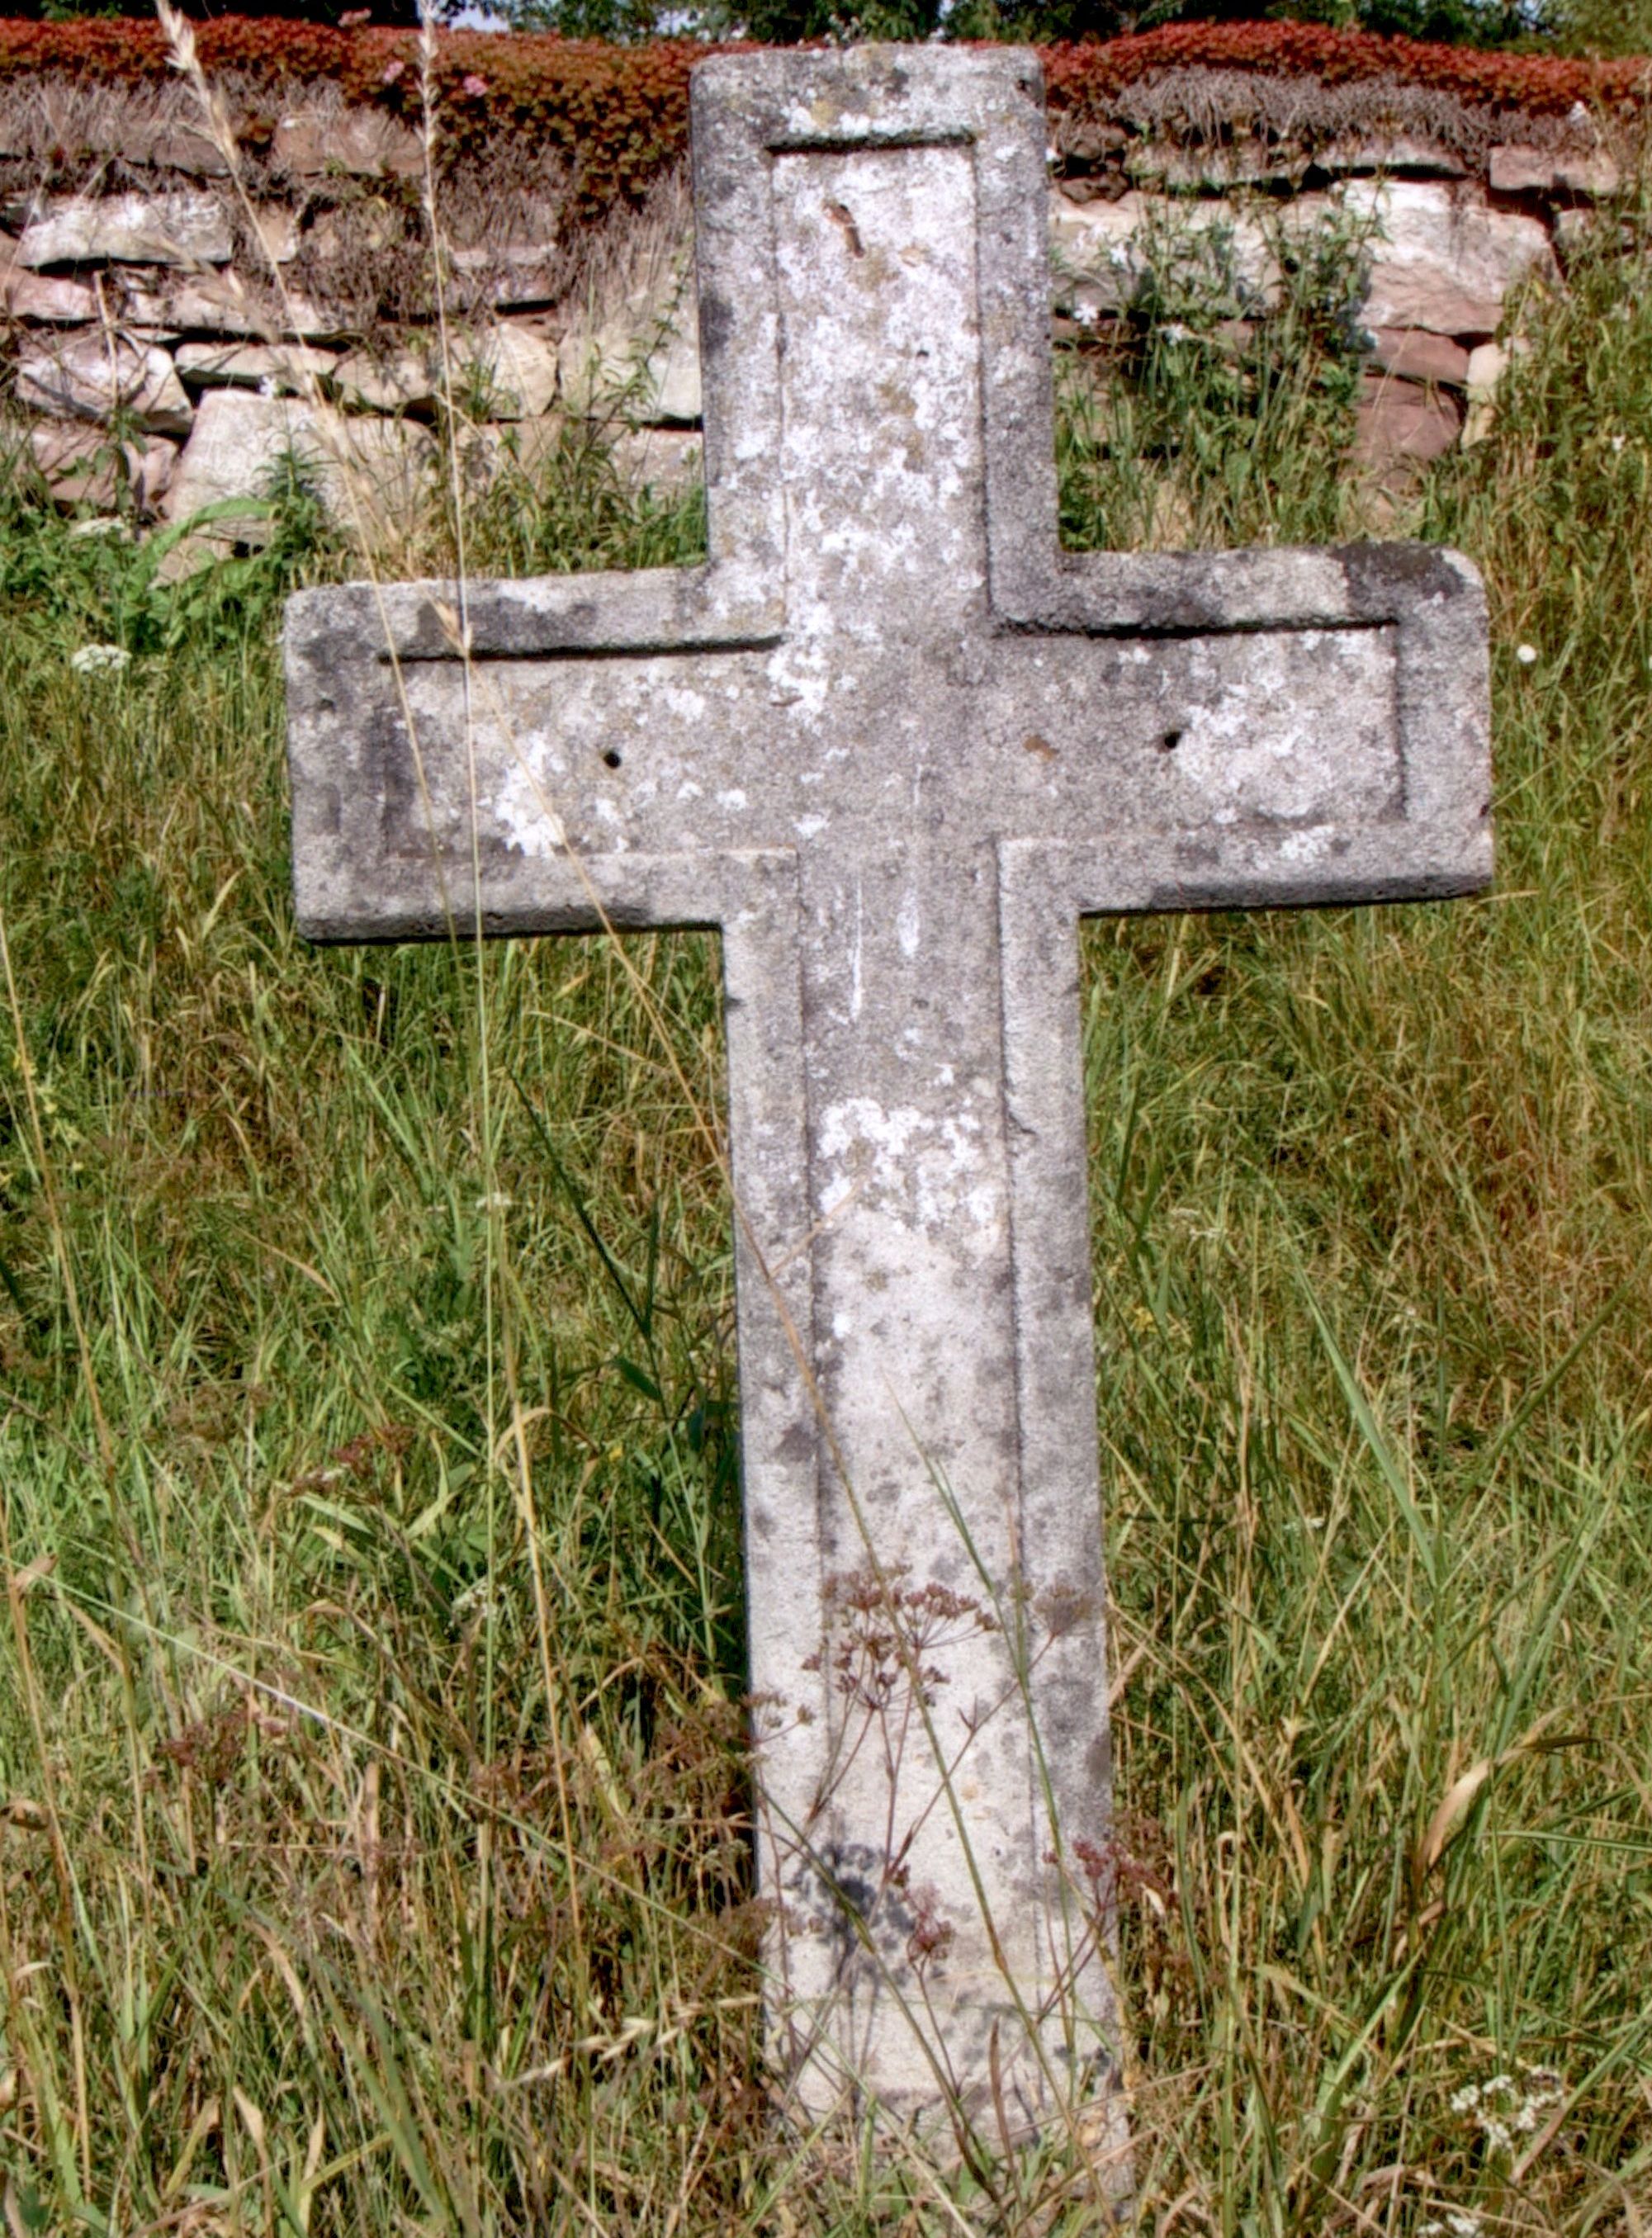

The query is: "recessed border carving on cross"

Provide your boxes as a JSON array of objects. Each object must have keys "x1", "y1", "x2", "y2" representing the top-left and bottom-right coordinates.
[{"x1": 286, "y1": 41, "x2": 1491, "y2": 2150}]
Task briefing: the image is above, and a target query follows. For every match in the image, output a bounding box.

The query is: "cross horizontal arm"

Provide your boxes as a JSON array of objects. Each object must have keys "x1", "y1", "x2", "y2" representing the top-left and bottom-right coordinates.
[
  {"x1": 290, "y1": 532, "x2": 1471, "y2": 660},
  {"x1": 286, "y1": 541, "x2": 1488, "y2": 946},
  {"x1": 288, "y1": 564, "x2": 779, "y2": 667}
]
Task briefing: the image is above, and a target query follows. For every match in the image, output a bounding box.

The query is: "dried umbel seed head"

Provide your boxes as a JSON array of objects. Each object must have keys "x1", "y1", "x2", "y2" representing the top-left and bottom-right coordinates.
[
  {"x1": 905, "y1": 1883, "x2": 956, "y2": 1971},
  {"x1": 1035, "y1": 1581, "x2": 1098, "y2": 1638}
]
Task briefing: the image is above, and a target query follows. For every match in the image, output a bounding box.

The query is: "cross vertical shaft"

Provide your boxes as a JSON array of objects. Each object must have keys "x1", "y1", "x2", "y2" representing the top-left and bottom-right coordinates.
[{"x1": 718, "y1": 130, "x2": 1116, "y2": 2122}]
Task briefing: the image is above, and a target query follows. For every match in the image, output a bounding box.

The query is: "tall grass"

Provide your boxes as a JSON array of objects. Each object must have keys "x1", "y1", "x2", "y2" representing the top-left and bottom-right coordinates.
[{"x1": 0, "y1": 169, "x2": 1645, "y2": 2233}]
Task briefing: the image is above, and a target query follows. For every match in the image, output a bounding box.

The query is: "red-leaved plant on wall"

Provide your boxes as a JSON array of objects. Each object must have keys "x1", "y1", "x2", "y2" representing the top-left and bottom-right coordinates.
[{"x1": 0, "y1": 18, "x2": 1643, "y2": 225}]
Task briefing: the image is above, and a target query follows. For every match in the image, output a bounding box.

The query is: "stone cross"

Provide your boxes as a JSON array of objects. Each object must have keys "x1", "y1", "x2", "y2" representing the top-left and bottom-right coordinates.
[{"x1": 286, "y1": 45, "x2": 1491, "y2": 2142}]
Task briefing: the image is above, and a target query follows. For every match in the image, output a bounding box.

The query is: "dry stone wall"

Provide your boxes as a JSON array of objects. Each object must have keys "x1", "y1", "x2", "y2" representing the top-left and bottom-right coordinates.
[{"x1": 0, "y1": 68, "x2": 1631, "y2": 537}]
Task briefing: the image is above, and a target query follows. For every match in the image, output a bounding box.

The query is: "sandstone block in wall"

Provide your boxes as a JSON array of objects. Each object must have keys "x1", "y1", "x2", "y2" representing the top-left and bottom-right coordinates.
[
  {"x1": 130, "y1": 435, "x2": 177, "y2": 512},
  {"x1": 613, "y1": 424, "x2": 703, "y2": 497},
  {"x1": 27, "y1": 424, "x2": 176, "y2": 513},
  {"x1": 334, "y1": 328, "x2": 561, "y2": 420},
  {"x1": 1352, "y1": 372, "x2": 1462, "y2": 474},
  {"x1": 57, "y1": 109, "x2": 234, "y2": 177},
  {"x1": 333, "y1": 346, "x2": 443, "y2": 414},
  {"x1": 1052, "y1": 188, "x2": 1280, "y2": 313},
  {"x1": 303, "y1": 206, "x2": 405, "y2": 262},
  {"x1": 132, "y1": 273, "x2": 334, "y2": 339},
  {"x1": 1368, "y1": 329, "x2": 1470, "y2": 386},
  {"x1": 471, "y1": 324, "x2": 560, "y2": 420},
  {"x1": 1126, "y1": 133, "x2": 1474, "y2": 191},
  {"x1": 1546, "y1": 205, "x2": 1579, "y2": 248},
  {"x1": 0, "y1": 267, "x2": 98, "y2": 323},
  {"x1": 1314, "y1": 136, "x2": 1470, "y2": 179},
  {"x1": 1060, "y1": 121, "x2": 1129, "y2": 168},
  {"x1": 448, "y1": 246, "x2": 566, "y2": 311},
  {"x1": 272, "y1": 110, "x2": 423, "y2": 180},
  {"x1": 1127, "y1": 141, "x2": 1295, "y2": 190},
  {"x1": 164, "y1": 387, "x2": 432, "y2": 542},
  {"x1": 559, "y1": 279, "x2": 699, "y2": 426},
  {"x1": 1489, "y1": 146, "x2": 1620, "y2": 197},
  {"x1": 1050, "y1": 190, "x2": 1143, "y2": 312},
  {"x1": 175, "y1": 341, "x2": 338, "y2": 396},
  {"x1": 18, "y1": 335, "x2": 192, "y2": 437},
  {"x1": 457, "y1": 419, "x2": 702, "y2": 504},
  {"x1": 1461, "y1": 338, "x2": 1530, "y2": 446},
  {"x1": 1057, "y1": 177, "x2": 1130, "y2": 208},
  {"x1": 1465, "y1": 338, "x2": 1517, "y2": 396},
  {"x1": 19, "y1": 192, "x2": 233, "y2": 271},
  {"x1": 1342, "y1": 181, "x2": 1557, "y2": 335},
  {"x1": 143, "y1": 130, "x2": 232, "y2": 179},
  {"x1": 248, "y1": 208, "x2": 301, "y2": 268}
]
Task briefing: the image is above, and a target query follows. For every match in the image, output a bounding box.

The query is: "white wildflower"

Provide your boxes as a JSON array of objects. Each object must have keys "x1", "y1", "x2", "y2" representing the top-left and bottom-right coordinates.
[
  {"x1": 1612, "y1": 433, "x2": 1626, "y2": 452},
  {"x1": 452, "y1": 1579, "x2": 499, "y2": 1625},
  {"x1": 258, "y1": 374, "x2": 279, "y2": 400},
  {"x1": 1162, "y1": 321, "x2": 1192, "y2": 343},
  {"x1": 1517, "y1": 644, "x2": 1538, "y2": 665},
  {"x1": 1450, "y1": 2065, "x2": 1565, "y2": 2164},
  {"x1": 474, "y1": 1192, "x2": 514, "y2": 1214},
  {"x1": 1072, "y1": 300, "x2": 1100, "y2": 327},
  {"x1": 69, "y1": 643, "x2": 130, "y2": 676}
]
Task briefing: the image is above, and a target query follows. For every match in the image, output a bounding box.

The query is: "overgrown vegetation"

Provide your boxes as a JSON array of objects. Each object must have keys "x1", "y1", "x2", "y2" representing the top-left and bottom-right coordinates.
[
  {"x1": 13, "y1": 0, "x2": 1631, "y2": 60},
  {"x1": 1058, "y1": 195, "x2": 1378, "y2": 550},
  {"x1": 0, "y1": 165, "x2": 1647, "y2": 2238},
  {"x1": 1, "y1": 21, "x2": 1647, "y2": 246}
]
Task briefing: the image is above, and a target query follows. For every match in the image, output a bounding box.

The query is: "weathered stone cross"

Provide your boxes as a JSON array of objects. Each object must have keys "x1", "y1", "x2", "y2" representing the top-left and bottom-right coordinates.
[{"x1": 286, "y1": 45, "x2": 1490, "y2": 2141}]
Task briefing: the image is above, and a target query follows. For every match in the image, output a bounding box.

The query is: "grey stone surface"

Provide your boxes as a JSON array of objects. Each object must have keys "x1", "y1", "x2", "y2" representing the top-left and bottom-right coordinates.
[
  {"x1": 1318, "y1": 135, "x2": 1471, "y2": 178},
  {"x1": 168, "y1": 280, "x2": 333, "y2": 338},
  {"x1": 455, "y1": 420, "x2": 706, "y2": 505},
  {"x1": 612, "y1": 424, "x2": 704, "y2": 495},
  {"x1": 18, "y1": 191, "x2": 233, "y2": 270},
  {"x1": 447, "y1": 244, "x2": 565, "y2": 310},
  {"x1": 1125, "y1": 132, "x2": 1473, "y2": 188},
  {"x1": 286, "y1": 45, "x2": 1492, "y2": 2142}
]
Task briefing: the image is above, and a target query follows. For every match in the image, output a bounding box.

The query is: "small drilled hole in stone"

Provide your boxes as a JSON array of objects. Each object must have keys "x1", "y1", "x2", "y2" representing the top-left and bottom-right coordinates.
[
  {"x1": 603, "y1": 749, "x2": 623, "y2": 769},
  {"x1": 1159, "y1": 728, "x2": 1184, "y2": 754}
]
